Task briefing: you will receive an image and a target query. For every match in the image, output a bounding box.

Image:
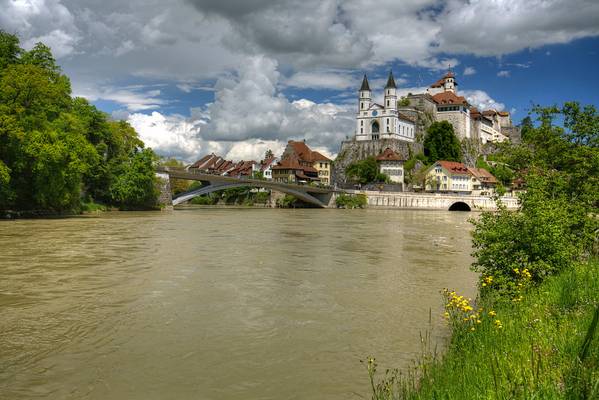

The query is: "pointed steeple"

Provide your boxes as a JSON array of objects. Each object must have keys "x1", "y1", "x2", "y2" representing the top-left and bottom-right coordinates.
[
  {"x1": 385, "y1": 70, "x2": 396, "y2": 89},
  {"x1": 360, "y1": 74, "x2": 371, "y2": 91}
]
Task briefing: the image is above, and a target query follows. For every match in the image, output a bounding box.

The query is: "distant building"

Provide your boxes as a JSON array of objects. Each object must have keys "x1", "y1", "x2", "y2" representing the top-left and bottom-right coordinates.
[
  {"x1": 277, "y1": 140, "x2": 332, "y2": 185},
  {"x1": 467, "y1": 167, "x2": 498, "y2": 194},
  {"x1": 355, "y1": 72, "x2": 416, "y2": 142},
  {"x1": 188, "y1": 153, "x2": 256, "y2": 178},
  {"x1": 376, "y1": 147, "x2": 405, "y2": 187},
  {"x1": 425, "y1": 160, "x2": 497, "y2": 194},
  {"x1": 425, "y1": 161, "x2": 473, "y2": 193},
  {"x1": 402, "y1": 69, "x2": 517, "y2": 143},
  {"x1": 259, "y1": 156, "x2": 278, "y2": 180},
  {"x1": 272, "y1": 155, "x2": 319, "y2": 184}
]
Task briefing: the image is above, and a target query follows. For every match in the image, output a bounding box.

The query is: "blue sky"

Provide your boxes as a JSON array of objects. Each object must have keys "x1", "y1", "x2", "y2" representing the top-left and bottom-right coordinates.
[{"x1": 2, "y1": 0, "x2": 599, "y2": 161}]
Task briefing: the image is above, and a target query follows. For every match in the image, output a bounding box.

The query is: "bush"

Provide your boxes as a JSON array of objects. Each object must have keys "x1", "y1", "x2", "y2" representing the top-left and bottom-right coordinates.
[{"x1": 336, "y1": 193, "x2": 367, "y2": 209}]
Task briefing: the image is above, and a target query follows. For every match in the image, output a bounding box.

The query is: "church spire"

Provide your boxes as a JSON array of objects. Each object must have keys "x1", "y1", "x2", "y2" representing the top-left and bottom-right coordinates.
[
  {"x1": 360, "y1": 74, "x2": 371, "y2": 91},
  {"x1": 385, "y1": 70, "x2": 396, "y2": 89}
]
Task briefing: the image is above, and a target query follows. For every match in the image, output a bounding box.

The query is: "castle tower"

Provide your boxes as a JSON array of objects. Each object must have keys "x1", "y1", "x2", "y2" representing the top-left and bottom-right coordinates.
[
  {"x1": 358, "y1": 74, "x2": 371, "y2": 112},
  {"x1": 384, "y1": 70, "x2": 397, "y2": 110},
  {"x1": 443, "y1": 66, "x2": 457, "y2": 93}
]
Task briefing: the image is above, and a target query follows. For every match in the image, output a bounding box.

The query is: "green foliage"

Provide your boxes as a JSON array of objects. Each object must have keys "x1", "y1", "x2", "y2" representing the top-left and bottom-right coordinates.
[
  {"x1": 0, "y1": 33, "x2": 159, "y2": 213},
  {"x1": 335, "y1": 193, "x2": 367, "y2": 209},
  {"x1": 346, "y1": 156, "x2": 388, "y2": 184},
  {"x1": 397, "y1": 97, "x2": 410, "y2": 107},
  {"x1": 368, "y1": 259, "x2": 599, "y2": 399},
  {"x1": 423, "y1": 121, "x2": 462, "y2": 163},
  {"x1": 109, "y1": 149, "x2": 158, "y2": 210},
  {"x1": 276, "y1": 194, "x2": 298, "y2": 208}
]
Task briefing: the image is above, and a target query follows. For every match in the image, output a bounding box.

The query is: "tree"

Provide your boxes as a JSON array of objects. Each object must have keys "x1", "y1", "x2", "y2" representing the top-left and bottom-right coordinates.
[
  {"x1": 423, "y1": 121, "x2": 462, "y2": 163},
  {"x1": 109, "y1": 149, "x2": 159, "y2": 210},
  {"x1": 160, "y1": 158, "x2": 192, "y2": 195},
  {"x1": 345, "y1": 157, "x2": 388, "y2": 184},
  {"x1": 264, "y1": 149, "x2": 274, "y2": 159},
  {"x1": 0, "y1": 30, "x2": 22, "y2": 70}
]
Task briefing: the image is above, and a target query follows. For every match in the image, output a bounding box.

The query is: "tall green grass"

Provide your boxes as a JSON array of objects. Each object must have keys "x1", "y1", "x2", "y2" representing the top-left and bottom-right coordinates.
[{"x1": 368, "y1": 259, "x2": 599, "y2": 399}]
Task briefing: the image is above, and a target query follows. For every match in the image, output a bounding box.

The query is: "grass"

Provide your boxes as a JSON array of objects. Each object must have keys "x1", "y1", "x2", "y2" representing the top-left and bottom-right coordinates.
[{"x1": 368, "y1": 258, "x2": 599, "y2": 399}]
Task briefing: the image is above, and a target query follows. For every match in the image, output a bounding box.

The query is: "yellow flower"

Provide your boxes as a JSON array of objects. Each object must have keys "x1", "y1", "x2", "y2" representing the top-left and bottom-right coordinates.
[
  {"x1": 488, "y1": 310, "x2": 497, "y2": 317},
  {"x1": 470, "y1": 327, "x2": 475, "y2": 332},
  {"x1": 482, "y1": 282, "x2": 487, "y2": 287},
  {"x1": 476, "y1": 320, "x2": 482, "y2": 324}
]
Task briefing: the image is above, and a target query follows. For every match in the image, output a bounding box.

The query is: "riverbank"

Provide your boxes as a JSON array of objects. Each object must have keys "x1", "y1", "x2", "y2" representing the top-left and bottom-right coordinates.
[{"x1": 369, "y1": 257, "x2": 599, "y2": 399}]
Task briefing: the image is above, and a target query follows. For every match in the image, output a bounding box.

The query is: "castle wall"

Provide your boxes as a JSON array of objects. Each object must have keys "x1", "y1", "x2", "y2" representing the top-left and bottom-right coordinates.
[{"x1": 437, "y1": 110, "x2": 471, "y2": 139}]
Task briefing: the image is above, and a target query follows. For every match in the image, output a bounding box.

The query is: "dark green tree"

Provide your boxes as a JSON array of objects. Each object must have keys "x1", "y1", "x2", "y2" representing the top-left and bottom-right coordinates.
[
  {"x1": 423, "y1": 121, "x2": 462, "y2": 163},
  {"x1": 345, "y1": 156, "x2": 388, "y2": 184}
]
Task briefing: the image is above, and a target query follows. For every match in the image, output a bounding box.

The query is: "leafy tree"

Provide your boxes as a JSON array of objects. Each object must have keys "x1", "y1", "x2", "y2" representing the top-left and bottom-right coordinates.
[
  {"x1": 345, "y1": 156, "x2": 388, "y2": 184},
  {"x1": 264, "y1": 149, "x2": 274, "y2": 159},
  {"x1": 423, "y1": 121, "x2": 462, "y2": 163},
  {"x1": 109, "y1": 149, "x2": 159, "y2": 209},
  {"x1": 0, "y1": 30, "x2": 21, "y2": 70}
]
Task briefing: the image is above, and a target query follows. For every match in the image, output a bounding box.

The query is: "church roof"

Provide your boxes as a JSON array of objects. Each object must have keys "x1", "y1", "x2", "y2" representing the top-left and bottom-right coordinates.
[
  {"x1": 360, "y1": 74, "x2": 371, "y2": 91},
  {"x1": 432, "y1": 91, "x2": 468, "y2": 105},
  {"x1": 385, "y1": 70, "x2": 396, "y2": 89}
]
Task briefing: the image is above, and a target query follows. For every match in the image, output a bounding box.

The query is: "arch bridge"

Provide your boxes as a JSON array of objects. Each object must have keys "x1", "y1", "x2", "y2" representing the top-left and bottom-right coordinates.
[{"x1": 157, "y1": 167, "x2": 336, "y2": 208}]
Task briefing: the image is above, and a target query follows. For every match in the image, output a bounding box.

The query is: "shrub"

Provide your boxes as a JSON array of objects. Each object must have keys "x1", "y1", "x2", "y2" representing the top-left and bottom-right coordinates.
[{"x1": 336, "y1": 193, "x2": 367, "y2": 209}]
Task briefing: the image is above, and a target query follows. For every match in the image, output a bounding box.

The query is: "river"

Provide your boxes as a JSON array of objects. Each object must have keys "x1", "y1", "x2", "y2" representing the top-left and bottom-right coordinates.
[{"x1": 0, "y1": 208, "x2": 477, "y2": 399}]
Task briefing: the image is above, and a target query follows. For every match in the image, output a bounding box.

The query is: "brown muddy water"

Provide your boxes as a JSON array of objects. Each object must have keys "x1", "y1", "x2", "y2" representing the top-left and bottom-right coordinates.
[{"x1": 0, "y1": 207, "x2": 477, "y2": 399}]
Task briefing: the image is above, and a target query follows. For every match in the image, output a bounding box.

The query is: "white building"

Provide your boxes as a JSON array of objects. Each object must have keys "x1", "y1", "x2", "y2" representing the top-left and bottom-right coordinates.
[
  {"x1": 355, "y1": 72, "x2": 415, "y2": 142},
  {"x1": 376, "y1": 147, "x2": 405, "y2": 187}
]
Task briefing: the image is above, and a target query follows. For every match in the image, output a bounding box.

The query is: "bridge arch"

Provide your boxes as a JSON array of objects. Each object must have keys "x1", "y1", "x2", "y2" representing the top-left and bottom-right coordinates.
[
  {"x1": 172, "y1": 182, "x2": 328, "y2": 208},
  {"x1": 448, "y1": 201, "x2": 472, "y2": 212}
]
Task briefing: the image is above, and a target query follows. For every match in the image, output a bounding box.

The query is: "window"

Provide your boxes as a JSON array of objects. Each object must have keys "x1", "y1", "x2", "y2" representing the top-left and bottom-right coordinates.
[
  {"x1": 360, "y1": 128, "x2": 363, "y2": 133},
  {"x1": 360, "y1": 120, "x2": 363, "y2": 126},
  {"x1": 361, "y1": 103, "x2": 363, "y2": 110},
  {"x1": 387, "y1": 100, "x2": 389, "y2": 107}
]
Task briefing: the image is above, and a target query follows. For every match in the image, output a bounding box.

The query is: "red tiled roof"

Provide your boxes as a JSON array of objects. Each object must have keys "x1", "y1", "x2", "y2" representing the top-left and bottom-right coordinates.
[
  {"x1": 498, "y1": 111, "x2": 509, "y2": 117},
  {"x1": 376, "y1": 147, "x2": 405, "y2": 162},
  {"x1": 437, "y1": 161, "x2": 470, "y2": 175},
  {"x1": 432, "y1": 92, "x2": 468, "y2": 105},
  {"x1": 272, "y1": 156, "x2": 303, "y2": 170},
  {"x1": 311, "y1": 151, "x2": 331, "y2": 162},
  {"x1": 260, "y1": 157, "x2": 277, "y2": 171},
  {"x1": 467, "y1": 167, "x2": 498, "y2": 184},
  {"x1": 429, "y1": 71, "x2": 456, "y2": 88},
  {"x1": 286, "y1": 140, "x2": 331, "y2": 162}
]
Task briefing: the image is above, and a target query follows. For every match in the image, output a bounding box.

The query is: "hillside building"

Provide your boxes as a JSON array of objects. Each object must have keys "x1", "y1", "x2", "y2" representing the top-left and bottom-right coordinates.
[{"x1": 376, "y1": 147, "x2": 405, "y2": 187}]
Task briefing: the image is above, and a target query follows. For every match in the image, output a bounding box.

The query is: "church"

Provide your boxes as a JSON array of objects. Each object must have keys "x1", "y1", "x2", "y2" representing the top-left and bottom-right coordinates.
[{"x1": 355, "y1": 71, "x2": 416, "y2": 142}]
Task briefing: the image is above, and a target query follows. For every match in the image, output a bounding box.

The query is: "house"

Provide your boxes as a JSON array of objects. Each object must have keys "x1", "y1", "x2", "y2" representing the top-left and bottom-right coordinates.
[
  {"x1": 271, "y1": 155, "x2": 320, "y2": 184},
  {"x1": 376, "y1": 147, "x2": 405, "y2": 187},
  {"x1": 259, "y1": 156, "x2": 278, "y2": 180},
  {"x1": 279, "y1": 140, "x2": 332, "y2": 185},
  {"x1": 467, "y1": 167, "x2": 498, "y2": 194},
  {"x1": 425, "y1": 161, "x2": 473, "y2": 193}
]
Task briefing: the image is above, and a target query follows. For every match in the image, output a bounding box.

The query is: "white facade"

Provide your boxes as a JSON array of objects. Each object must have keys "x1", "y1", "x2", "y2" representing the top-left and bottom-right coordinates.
[
  {"x1": 379, "y1": 160, "x2": 404, "y2": 185},
  {"x1": 355, "y1": 72, "x2": 415, "y2": 142}
]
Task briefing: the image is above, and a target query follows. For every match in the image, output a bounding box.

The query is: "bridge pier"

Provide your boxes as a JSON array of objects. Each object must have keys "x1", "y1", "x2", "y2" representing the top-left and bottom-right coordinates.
[{"x1": 155, "y1": 172, "x2": 173, "y2": 209}]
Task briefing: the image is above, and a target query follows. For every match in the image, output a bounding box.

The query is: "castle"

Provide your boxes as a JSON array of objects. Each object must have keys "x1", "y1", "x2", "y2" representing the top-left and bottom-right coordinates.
[{"x1": 355, "y1": 69, "x2": 518, "y2": 144}]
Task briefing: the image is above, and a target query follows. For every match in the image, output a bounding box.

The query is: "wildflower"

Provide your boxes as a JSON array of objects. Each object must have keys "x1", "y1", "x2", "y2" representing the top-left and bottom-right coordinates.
[
  {"x1": 470, "y1": 327, "x2": 475, "y2": 332},
  {"x1": 476, "y1": 320, "x2": 482, "y2": 324},
  {"x1": 494, "y1": 319, "x2": 503, "y2": 329},
  {"x1": 488, "y1": 310, "x2": 497, "y2": 317},
  {"x1": 482, "y1": 283, "x2": 487, "y2": 287},
  {"x1": 444, "y1": 312, "x2": 449, "y2": 318}
]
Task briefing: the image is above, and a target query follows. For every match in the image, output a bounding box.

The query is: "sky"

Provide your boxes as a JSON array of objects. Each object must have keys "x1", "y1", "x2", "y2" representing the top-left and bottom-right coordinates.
[{"x1": 2, "y1": 0, "x2": 599, "y2": 162}]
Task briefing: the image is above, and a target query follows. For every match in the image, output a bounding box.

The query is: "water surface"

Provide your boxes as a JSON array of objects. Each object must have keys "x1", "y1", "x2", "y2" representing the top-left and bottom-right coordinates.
[{"x1": 0, "y1": 208, "x2": 477, "y2": 399}]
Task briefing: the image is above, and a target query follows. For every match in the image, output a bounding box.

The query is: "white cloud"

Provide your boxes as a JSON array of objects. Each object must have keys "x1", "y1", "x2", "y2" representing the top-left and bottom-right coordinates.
[
  {"x1": 462, "y1": 90, "x2": 505, "y2": 111},
  {"x1": 74, "y1": 84, "x2": 166, "y2": 111},
  {"x1": 286, "y1": 71, "x2": 356, "y2": 90},
  {"x1": 127, "y1": 112, "x2": 207, "y2": 161},
  {"x1": 463, "y1": 66, "x2": 476, "y2": 76},
  {"x1": 497, "y1": 70, "x2": 511, "y2": 78}
]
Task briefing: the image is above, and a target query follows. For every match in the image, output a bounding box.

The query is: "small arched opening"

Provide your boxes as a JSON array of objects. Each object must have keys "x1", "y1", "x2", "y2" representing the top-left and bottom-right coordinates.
[
  {"x1": 448, "y1": 201, "x2": 471, "y2": 212},
  {"x1": 372, "y1": 121, "x2": 380, "y2": 133}
]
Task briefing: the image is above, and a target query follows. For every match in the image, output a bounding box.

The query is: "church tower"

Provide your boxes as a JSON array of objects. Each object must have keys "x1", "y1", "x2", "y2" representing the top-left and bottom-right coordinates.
[
  {"x1": 358, "y1": 74, "x2": 371, "y2": 112},
  {"x1": 384, "y1": 70, "x2": 397, "y2": 111}
]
